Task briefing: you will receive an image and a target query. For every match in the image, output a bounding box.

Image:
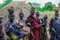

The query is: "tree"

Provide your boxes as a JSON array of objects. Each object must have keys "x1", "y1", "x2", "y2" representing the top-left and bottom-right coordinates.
[
  {"x1": 3, "y1": 0, "x2": 12, "y2": 5},
  {"x1": 28, "y1": 2, "x2": 40, "y2": 7},
  {"x1": 41, "y1": 6, "x2": 46, "y2": 12},
  {"x1": 0, "y1": 0, "x2": 12, "y2": 10},
  {"x1": 28, "y1": 2, "x2": 32, "y2": 6},
  {"x1": 32, "y1": 3, "x2": 40, "y2": 7},
  {"x1": 53, "y1": 4, "x2": 56, "y2": 8},
  {"x1": 58, "y1": 2, "x2": 60, "y2": 8},
  {"x1": 45, "y1": 2, "x2": 54, "y2": 11},
  {"x1": 35, "y1": 7, "x2": 41, "y2": 12}
]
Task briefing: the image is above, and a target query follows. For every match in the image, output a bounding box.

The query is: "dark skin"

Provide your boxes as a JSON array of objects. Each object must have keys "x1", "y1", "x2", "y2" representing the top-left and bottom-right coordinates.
[
  {"x1": 49, "y1": 13, "x2": 59, "y2": 34},
  {"x1": 28, "y1": 10, "x2": 35, "y2": 23},
  {"x1": 19, "y1": 13, "x2": 24, "y2": 20},
  {"x1": 30, "y1": 10, "x2": 35, "y2": 16},
  {"x1": 36, "y1": 12, "x2": 40, "y2": 21},
  {"x1": 28, "y1": 9, "x2": 37, "y2": 40}
]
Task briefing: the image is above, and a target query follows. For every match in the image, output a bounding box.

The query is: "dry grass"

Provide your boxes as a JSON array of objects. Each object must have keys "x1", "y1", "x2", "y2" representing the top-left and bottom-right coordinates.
[{"x1": 40, "y1": 11, "x2": 60, "y2": 24}]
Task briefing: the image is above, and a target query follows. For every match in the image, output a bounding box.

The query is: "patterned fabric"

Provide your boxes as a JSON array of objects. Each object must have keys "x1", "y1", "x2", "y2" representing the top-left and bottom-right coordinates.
[{"x1": 5, "y1": 21, "x2": 25, "y2": 40}]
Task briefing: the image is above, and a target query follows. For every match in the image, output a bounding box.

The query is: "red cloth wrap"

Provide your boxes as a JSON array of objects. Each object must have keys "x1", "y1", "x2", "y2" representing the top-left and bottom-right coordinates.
[{"x1": 27, "y1": 14, "x2": 40, "y2": 40}]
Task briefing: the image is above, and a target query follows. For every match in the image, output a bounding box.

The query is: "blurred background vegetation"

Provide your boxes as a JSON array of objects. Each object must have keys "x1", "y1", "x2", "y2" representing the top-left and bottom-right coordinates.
[
  {"x1": 0, "y1": 0, "x2": 60, "y2": 12},
  {"x1": 28, "y1": 2, "x2": 60, "y2": 12},
  {"x1": 0, "y1": 0, "x2": 12, "y2": 10}
]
